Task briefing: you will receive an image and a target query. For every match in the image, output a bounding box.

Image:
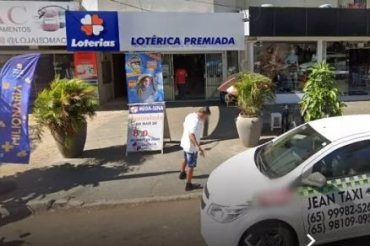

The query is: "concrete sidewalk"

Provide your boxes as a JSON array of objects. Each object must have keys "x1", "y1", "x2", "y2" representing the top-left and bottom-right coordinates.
[
  {"x1": 0, "y1": 101, "x2": 369, "y2": 212},
  {"x1": 0, "y1": 104, "x2": 258, "y2": 212}
]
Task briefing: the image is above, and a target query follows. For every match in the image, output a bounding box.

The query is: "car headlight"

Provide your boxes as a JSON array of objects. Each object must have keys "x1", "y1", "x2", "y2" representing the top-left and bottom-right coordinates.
[{"x1": 207, "y1": 203, "x2": 250, "y2": 223}]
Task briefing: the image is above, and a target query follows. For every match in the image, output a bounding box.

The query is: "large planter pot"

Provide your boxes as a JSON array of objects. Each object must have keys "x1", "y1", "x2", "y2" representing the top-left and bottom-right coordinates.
[
  {"x1": 236, "y1": 114, "x2": 263, "y2": 148},
  {"x1": 51, "y1": 122, "x2": 87, "y2": 158}
]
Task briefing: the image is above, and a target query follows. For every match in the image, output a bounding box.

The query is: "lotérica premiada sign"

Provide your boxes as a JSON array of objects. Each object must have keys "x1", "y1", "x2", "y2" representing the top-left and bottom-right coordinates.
[{"x1": 65, "y1": 11, "x2": 245, "y2": 52}]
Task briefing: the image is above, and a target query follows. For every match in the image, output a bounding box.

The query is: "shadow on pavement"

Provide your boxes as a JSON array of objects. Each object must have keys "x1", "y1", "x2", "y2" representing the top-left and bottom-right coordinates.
[
  {"x1": 0, "y1": 238, "x2": 25, "y2": 246},
  {"x1": 193, "y1": 174, "x2": 209, "y2": 180},
  {"x1": 0, "y1": 145, "x2": 153, "y2": 228},
  {"x1": 204, "y1": 106, "x2": 239, "y2": 141}
]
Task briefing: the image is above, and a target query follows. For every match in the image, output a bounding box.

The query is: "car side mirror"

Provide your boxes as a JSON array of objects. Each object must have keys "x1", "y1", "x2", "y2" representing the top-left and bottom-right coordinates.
[{"x1": 302, "y1": 172, "x2": 327, "y2": 188}]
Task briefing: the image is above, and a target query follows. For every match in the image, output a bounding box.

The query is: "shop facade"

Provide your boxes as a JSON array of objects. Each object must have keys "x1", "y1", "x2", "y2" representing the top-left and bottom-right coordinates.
[
  {"x1": 247, "y1": 7, "x2": 370, "y2": 104},
  {"x1": 65, "y1": 11, "x2": 245, "y2": 103},
  {"x1": 0, "y1": 1, "x2": 79, "y2": 102}
]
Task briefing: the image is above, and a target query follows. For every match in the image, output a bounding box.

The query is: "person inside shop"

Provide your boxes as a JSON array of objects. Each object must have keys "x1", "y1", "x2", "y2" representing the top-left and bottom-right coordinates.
[
  {"x1": 175, "y1": 67, "x2": 188, "y2": 99},
  {"x1": 136, "y1": 74, "x2": 157, "y2": 103}
]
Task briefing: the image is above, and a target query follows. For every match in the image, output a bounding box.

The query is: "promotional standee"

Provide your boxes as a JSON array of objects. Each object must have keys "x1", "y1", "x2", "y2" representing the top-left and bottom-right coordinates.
[
  {"x1": 125, "y1": 53, "x2": 170, "y2": 155},
  {"x1": 125, "y1": 53, "x2": 164, "y2": 104},
  {"x1": 126, "y1": 102, "x2": 165, "y2": 155},
  {"x1": 0, "y1": 54, "x2": 40, "y2": 164}
]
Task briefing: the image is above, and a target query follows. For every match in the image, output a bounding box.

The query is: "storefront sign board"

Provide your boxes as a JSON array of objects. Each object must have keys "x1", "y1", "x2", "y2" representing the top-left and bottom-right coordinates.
[
  {"x1": 0, "y1": 1, "x2": 79, "y2": 46},
  {"x1": 118, "y1": 13, "x2": 245, "y2": 51},
  {"x1": 126, "y1": 102, "x2": 165, "y2": 155},
  {"x1": 66, "y1": 11, "x2": 120, "y2": 51},
  {"x1": 65, "y1": 11, "x2": 244, "y2": 51}
]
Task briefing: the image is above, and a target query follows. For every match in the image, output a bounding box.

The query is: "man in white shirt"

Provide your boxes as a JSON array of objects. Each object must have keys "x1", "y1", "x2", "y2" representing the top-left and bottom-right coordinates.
[{"x1": 179, "y1": 107, "x2": 211, "y2": 191}]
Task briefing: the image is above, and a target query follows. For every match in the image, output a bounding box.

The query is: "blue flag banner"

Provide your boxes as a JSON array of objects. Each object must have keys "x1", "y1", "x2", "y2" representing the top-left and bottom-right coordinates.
[{"x1": 0, "y1": 54, "x2": 40, "y2": 164}]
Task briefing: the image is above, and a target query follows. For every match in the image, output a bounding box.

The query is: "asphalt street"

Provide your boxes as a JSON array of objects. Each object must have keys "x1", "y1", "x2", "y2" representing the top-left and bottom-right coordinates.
[{"x1": 1, "y1": 199, "x2": 370, "y2": 246}]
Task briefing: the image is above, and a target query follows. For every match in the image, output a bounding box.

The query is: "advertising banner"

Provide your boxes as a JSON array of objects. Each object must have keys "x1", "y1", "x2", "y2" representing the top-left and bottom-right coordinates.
[
  {"x1": 74, "y1": 52, "x2": 99, "y2": 99},
  {"x1": 125, "y1": 53, "x2": 164, "y2": 104},
  {"x1": 66, "y1": 11, "x2": 120, "y2": 51},
  {"x1": 0, "y1": 54, "x2": 40, "y2": 164},
  {"x1": 126, "y1": 102, "x2": 165, "y2": 154},
  {"x1": 0, "y1": 1, "x2": 79, "y2": 46}
]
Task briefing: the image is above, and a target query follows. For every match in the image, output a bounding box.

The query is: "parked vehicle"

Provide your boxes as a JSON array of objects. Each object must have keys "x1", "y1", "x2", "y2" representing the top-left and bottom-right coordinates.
[
  {"x1": 201, "y1": 115, "x2": 370, "y2": 246},
  {"x1": 299, "y1": 53, "x2": 348, "y2": 76}
]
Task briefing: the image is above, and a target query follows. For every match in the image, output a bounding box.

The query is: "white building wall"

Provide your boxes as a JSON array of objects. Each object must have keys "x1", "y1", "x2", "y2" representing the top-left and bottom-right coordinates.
[
  {"x1": 82, "y1": 0, "x2": 98, "y2": 10},
  {"x1": 97, "y1": 0, "x2": 214, "y2": 12}
]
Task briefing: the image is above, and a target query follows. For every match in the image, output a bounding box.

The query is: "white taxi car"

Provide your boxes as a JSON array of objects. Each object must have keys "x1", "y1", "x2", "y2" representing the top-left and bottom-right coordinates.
[{"x1": 201, "y1": 115, "x2": 370, "y2": 246}]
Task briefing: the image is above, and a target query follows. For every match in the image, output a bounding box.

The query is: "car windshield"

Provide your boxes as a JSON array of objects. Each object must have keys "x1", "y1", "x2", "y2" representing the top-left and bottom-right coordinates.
[{"x1": 255, "y1": 124, "x2": 330, "y2": 179}]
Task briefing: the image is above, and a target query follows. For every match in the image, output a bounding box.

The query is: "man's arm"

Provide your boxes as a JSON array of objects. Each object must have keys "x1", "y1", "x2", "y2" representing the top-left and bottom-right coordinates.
[{"x1": 189, "y1": 133, "x2": 204, "y2": 157}]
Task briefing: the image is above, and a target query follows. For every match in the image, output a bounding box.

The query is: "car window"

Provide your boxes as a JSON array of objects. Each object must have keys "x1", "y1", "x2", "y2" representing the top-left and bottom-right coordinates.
[
  {"x1": 256, "y1": 124, "x2": 330, "y2": 179},
  {"x1": 312, "y1": 140, "x2": 370, "y2": 179}
]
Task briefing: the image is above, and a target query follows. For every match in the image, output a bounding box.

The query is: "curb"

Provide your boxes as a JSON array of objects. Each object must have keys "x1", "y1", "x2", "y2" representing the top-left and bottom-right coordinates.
[{"x1": 17, "y1": 193, "x2": 203, "y2": 213}]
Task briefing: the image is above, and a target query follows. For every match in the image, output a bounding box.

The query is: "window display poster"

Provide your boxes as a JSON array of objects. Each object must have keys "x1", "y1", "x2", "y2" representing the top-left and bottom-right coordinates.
[
  {"x1": 74, "y1": 52, "x2": 99, "y2": 99},
  {"x1": 126, "y1": 102, "x2": 164, "y2": 154},
  {"x1": 125, "y1": 53, "x2": 164, "y2": 104},
  {"x1": 74, "y1": 52, "x2": 98, "y2": 80}
]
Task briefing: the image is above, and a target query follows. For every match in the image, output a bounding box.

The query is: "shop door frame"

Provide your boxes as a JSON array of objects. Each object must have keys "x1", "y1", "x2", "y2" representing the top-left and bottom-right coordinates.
[
  {"x1": 205, "y1": 52, "x2": 226, "y2": 100},
  {"x1": 161, "y1": 51, "x2": 226, "y2": 101}
]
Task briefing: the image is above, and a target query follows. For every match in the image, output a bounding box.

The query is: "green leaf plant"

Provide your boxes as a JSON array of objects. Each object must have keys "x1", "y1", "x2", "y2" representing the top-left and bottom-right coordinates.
[
  {"x1": 234, "y1": 72, "x2": 275, "y2": 117},
  {"x1": 33, "y1": 76, "x2": 99, "y2": 144},
  {"x1": 300, "y1": 61, "x2": 345, "y2": 122}
]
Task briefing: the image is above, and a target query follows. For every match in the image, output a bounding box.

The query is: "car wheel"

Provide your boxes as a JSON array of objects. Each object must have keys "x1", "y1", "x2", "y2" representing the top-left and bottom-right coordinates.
[{"x1": 238, "y1": 221, "x2": 296, "y2": 246}]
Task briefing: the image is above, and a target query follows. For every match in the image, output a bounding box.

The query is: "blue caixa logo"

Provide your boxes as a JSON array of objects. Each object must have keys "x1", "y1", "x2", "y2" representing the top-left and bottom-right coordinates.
[{"x1": 66, "y1": 11, "x2": 120, "y2": 51}]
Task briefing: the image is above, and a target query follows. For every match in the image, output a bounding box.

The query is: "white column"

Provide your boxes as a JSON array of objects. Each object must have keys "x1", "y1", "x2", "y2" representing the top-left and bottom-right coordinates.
[
  {"x1": 317, "y1": 40, "x2": 324, "y2": 63},
  {"x1": 246, "y1": 41, "x2": 254, "y2": 72}
]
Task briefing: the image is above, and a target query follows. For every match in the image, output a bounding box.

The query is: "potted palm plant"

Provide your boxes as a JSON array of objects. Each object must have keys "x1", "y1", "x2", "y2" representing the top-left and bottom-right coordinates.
[
  {"x1": 33, "y1": 77, "x2": 98, "y2": 158},
  {"x1": 300, "y1": 61, "x2": 345, "y2": 122},
  {"x1": 234, "y1": 72, "x2": 275, "y2": 147}
]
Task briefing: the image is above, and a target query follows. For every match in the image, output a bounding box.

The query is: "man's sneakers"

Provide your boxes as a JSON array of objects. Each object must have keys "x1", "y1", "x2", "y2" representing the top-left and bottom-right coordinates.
[
  {"x1": 179, "y1": 172, "x2": 203, "y2": 191},
  {"x1": 179, "y1": 171, "x2": 187, "y2": 180},
  {"x1": 185, "y1": 183, "x2": 202, "y2": 191}
]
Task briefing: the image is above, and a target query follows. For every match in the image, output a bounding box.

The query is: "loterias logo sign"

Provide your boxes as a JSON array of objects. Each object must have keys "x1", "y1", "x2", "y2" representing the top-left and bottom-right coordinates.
[{"x1": 66, "y1": 11, "x2": 119, "y2": 51}]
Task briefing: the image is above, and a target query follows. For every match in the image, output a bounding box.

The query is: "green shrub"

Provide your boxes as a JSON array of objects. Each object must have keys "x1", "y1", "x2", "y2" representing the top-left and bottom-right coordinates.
[
  {"x1": 300, "y1": 61, "x2": 345, "y2": 122},
  {"x1": 234, "y1": 72, "x2": 275, "y2": 117},
  {"x1": 33, "y1": 77, "x2": 98, "y2": 139}
]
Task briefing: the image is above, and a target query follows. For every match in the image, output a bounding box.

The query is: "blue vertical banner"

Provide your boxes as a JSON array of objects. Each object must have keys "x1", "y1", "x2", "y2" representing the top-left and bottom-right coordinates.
[
  {"x1": 125, "y1": 53, "x2": 164, "y2": 104},
  {"x1": 0, "y1": 54, "x2": 40, "y2": 164}
]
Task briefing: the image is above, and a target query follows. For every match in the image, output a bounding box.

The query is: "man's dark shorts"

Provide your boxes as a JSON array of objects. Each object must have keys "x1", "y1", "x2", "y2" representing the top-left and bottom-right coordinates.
[{"x1": 184, "y1": 151, "x2": 198, "y2": 168}]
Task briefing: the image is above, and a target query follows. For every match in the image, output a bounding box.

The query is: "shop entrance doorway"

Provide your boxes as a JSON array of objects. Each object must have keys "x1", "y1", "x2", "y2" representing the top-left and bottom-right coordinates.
[
  {"x1": 173, "y1": 54, "x2": 205, "y2": 100},
  {"x1": 113, "y1": 54, "x2": 127, "y2": 98}
]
